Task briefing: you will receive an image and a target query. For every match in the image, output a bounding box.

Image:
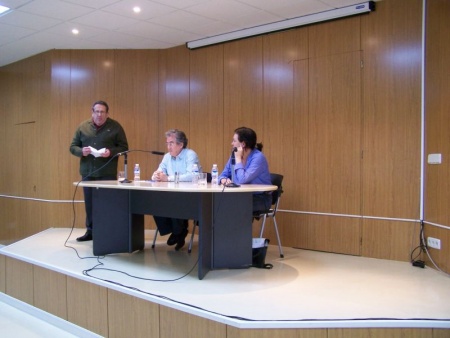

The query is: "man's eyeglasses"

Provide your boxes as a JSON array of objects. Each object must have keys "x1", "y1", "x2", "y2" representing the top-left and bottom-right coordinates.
[
  {"x1": 166, "y1": 141, "x2": 179, "y2": 147},
  {"x1": 93, "y1": 110, "x2": 107, "y2": 115}
]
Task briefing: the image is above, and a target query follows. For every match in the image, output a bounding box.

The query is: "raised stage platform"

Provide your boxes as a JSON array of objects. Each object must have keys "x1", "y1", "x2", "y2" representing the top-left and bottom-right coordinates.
[{"x1": 1, "y1": 228, "x2": 449, "y2": 335}]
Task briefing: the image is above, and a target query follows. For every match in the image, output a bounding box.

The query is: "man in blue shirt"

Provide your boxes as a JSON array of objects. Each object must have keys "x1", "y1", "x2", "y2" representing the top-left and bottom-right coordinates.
[{"x1": 151, "y1": 129, "x2": 200, "y2": 250}]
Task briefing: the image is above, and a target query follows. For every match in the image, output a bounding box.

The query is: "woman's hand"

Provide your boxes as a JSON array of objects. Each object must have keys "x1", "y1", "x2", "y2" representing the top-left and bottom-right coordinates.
[
  {"x1": 234, "y1": 146, "x2": 244, "y2": 163},
  {"x1": 220, "y1": 178, "x2": 231, "y2": 185}
]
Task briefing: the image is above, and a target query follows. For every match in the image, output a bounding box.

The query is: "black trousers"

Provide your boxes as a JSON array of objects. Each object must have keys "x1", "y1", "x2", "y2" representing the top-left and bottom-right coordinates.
[
  {"x1": 253, "y1": 193, "x2": 272, "y2": 214},
  {"x1": 154, "y1": 217, "x2": 188, "y2": 236}
]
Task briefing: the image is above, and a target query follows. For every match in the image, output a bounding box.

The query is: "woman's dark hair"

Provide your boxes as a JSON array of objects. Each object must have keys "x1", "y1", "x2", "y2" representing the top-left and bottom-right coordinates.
[
  {"x1": 92, "y1": 100, "x2": 109, "y2": 112},
  {"x1": 165, "y1": 129, "x2": 188, "y2": 148},
  {"x1": 234, "y1": 127, "x2": 263, "y2": 151}
]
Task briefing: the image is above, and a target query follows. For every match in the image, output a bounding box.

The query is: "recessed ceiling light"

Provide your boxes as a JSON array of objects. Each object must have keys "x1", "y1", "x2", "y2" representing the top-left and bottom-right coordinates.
[
  {"x1": 72, "y1": 28, "x2": 79, "y2": 35},
  {"x1": 0, "y1": 5, "x2": 11, "y2": 15},
  {"x1": 133, "y1": 6, "x2": 141, "y2": 13}
]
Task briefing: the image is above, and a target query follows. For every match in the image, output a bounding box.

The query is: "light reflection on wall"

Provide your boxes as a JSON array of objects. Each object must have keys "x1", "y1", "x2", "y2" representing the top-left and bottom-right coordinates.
[
  {"x1": 366, "y1": 38, "x2": 421, "y2": 70},
  {"x1": 226, "y1": 58, "x2": 263, "y2": 81},
  {"x1": 51, "y1": 65, "x2": 89, "y2": 81},
  {"x1": 385, "y1": 46, "x2": 421, "y2": 69},
  {"x1": 51, "y1": 60, "x2": 113, "y2": 81},
  {"x1": 189, "y1": 80, "x2": 202, "y2": 93},
  {"x1": 166, "y1": 80, "x2": 189, "y2": 94},
  {"x1": 264, "y1": 65, "x2": 292, "y2": 82}
]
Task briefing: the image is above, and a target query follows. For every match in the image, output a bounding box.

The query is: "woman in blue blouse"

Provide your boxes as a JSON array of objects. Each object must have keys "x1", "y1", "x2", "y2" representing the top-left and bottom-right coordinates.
[{"x1": 218, "y1": 127, "x2": 272, "y2": 213}]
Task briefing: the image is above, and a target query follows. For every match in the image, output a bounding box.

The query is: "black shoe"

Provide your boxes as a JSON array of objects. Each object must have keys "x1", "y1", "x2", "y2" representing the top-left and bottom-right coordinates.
[
  {"x1": 77, "y1": 230, "x2": 92, "y2": 242},
  {"x1": 167, "y1": 233, "x2": 177, "y2": 246},
  {"x1": 175, "y1": 228, "x2": 188, "y2": 251}
]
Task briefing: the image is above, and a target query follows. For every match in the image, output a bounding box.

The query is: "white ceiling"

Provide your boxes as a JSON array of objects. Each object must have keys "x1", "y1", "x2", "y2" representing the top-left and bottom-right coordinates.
[{"x1": 0, "y1": 0, "x2": 373, "y2": 67}]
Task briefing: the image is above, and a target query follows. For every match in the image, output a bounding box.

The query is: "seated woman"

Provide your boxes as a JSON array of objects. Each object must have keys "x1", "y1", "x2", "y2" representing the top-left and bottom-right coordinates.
[{"x1": 218, "y1": 126, "x2": 272, "y2": 213}]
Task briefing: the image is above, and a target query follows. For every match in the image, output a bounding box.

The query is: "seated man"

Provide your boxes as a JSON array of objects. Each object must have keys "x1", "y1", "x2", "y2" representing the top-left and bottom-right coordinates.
[{"x1": 151, "y1": 129, "x2": 200, "y2": 250}]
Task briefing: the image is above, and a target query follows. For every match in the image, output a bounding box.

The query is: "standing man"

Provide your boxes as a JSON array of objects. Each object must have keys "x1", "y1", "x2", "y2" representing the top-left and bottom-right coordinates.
[
  {"x1": 70, "y1": 100, "x2": 129, "y2": 242},
  {"x1": 151, "y1": 129, "x2": 200, "y2": 250}
]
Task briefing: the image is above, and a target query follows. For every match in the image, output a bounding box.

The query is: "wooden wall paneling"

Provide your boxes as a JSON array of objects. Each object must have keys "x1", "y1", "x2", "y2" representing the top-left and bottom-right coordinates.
[
  {"x1": 13, "y1": 57, "x2": 43, "y2": 225},
  {"x1": 361, "y1": 0, "x2": 422, "y2": 220},
  {"x1": 0, "y1": 199, "x2": 15, "y2": 244},
  {"x1": 0, "y1": 69, "x2": 8, "y2": 196},
  {"x1": 6, "y1": 70, "x2": 25, "y2": 197},
  {"x1": 5, "y1": 257, "x2": 33, "y2": 305},
  {"x1": 281, "y1": 213, "x2": 310, "y2": 249},
  {"x1": 108, "y1": 289, "x2": 159, "y2": 338},
  {"x1": 48, "y1": 50, "x2": 85, "y2": 204},
  {"x1": 19, "y1": 122, "x2": 38, "y2": 197},
  {"x1": 303, "y1": 215, "x2": 360, "y2": 255},
  {"x1": 306, "y1": 15, "x2": 363, "y2": 255},
  {"x1": 21, "y1": 124, "x2": 43, "y2": 237},
  {"x1": 227, "y1": 326, "x2": 327, "y2": 338},
  {"x1": 158, "y1": 46, "x2": 191, "y2": 139},
  {"x1": 114, "y1": 50, "x2": 160, "y2": 181},
  {"x1": 223, "y1": 37, "x2": 263, "y2": 155},
  {"x1": 262, "y1": 29, "x2": 308, "y2": 185},
  {"x1": 69, "y1": 50, "x2": 116, "y2": 110},
  {"x1": 33, "y1": 265, "x2": 67, "y2": 319},
  {"x1": 291, "y1": 59, "x2": 309, "y2": 212},
  {"x1": 424, "y1": 0, "x2": 450, "y2": 227},
  {"x1": 67, "y1": 276, "x2": 108, "y2": 336},
  {"x1": 16, "y1": 200, "x2": 40, "y2": 240},
  {"x1": 308, "y1": 16, "x2": 361, "y2": 58},
  {"x1": 0, "y1": 254, "x2": 5, "y2": 292},
  {"x1": 362, "y1": 219, "x2": 420, "y2": 262},
  {"x1": 39, "y1": 201, "x2": 85, "y2": 229},
  {"x1": 2, "y1": 73, "x2": 20, "y2": 196},
  {"x1": 190, "y1": 45, "x2": 224, "y2": 170},
  {"x1": 423, "y1": 224, "x2": 450, "y2": 273},
  {"x1": 283, "y1": 56, "x2": 309, "y2": 250},
  {"x1": 308, "y1": 51, "x2": 362, "y2": 216},
  {"x1": 46, "y1": 50, "x2": 73, "y2": 201},
  {"x1": 159, "y1": 305, "x2": 226, "y2": 338},
  {"x1": 433, "y1": 329, "x2": 450, "y2": 338},
  {"x1": 328, "y1": 328, "x2": 433, "y2": 338},
  {"x1": 13, "y1": 55, "x2": 45, "y2": 125},
  {"x1": 157, "y1": 49, "x2": 167, "y2": 150},
  {"x1": 258, "y1": 30, "x2": 307, "y2": 246}
]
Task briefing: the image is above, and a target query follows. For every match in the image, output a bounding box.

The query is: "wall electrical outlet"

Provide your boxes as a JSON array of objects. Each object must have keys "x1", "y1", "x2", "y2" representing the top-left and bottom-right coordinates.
[{"x1": 427, "y1": 237, "x2": 441, "y2": 250}]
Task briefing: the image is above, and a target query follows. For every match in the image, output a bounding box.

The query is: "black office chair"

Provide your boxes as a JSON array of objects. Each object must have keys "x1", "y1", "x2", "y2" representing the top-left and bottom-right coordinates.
[
  {"x1": 254, "y1": 173, "x2": 284, "y2": 258},
  {"x1": 151, "y1": 173, "x2": 210, "y2": 252}
]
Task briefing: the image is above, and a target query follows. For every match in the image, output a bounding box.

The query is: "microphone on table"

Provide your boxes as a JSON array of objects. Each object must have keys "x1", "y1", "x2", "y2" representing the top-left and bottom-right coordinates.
[
  {"x1": 117, "y1": 150, "x2": 165, "y2": 183},
  {"x1": 117, "y1": 151, "x2": 132, "y2": 183},
  {"x1": 226, "y1": 147, "x2": 240, "y2": 188}
]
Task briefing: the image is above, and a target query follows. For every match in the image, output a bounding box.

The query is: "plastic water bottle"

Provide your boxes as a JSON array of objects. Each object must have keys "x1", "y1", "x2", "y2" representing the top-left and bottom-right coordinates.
[
  {"x1": 192, "y1": 163, "x2": 199, "y2": 184},
  {"x1": 211, "y1": 164, "x2": 218, "y2": 186},
  {"x1": 133, "y1": 164, "x2": 140, "y2": 181}
]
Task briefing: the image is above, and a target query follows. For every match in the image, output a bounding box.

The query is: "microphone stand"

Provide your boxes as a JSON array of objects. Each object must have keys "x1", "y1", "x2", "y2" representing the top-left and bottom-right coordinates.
[
  {"x1": 226, "y1": 149, "x2": 240, "y2": 187},
  {"x1": 118, "y1": 150, "x2": 165, "y2": 184},
  {"x1": 121, "y1": 153, "x2": 132, "y2": 183}
]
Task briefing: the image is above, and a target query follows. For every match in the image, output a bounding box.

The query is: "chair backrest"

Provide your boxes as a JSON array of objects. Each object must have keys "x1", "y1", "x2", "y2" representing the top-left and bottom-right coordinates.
[{"x1": 270, "y1": 173, "x2": 284, "y2": 206}]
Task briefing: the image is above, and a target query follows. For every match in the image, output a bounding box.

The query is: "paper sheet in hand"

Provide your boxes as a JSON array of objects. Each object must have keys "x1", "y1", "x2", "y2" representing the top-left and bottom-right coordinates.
[{"x1": 88, "y1": 146, "x2": 106, "y2": 157}]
